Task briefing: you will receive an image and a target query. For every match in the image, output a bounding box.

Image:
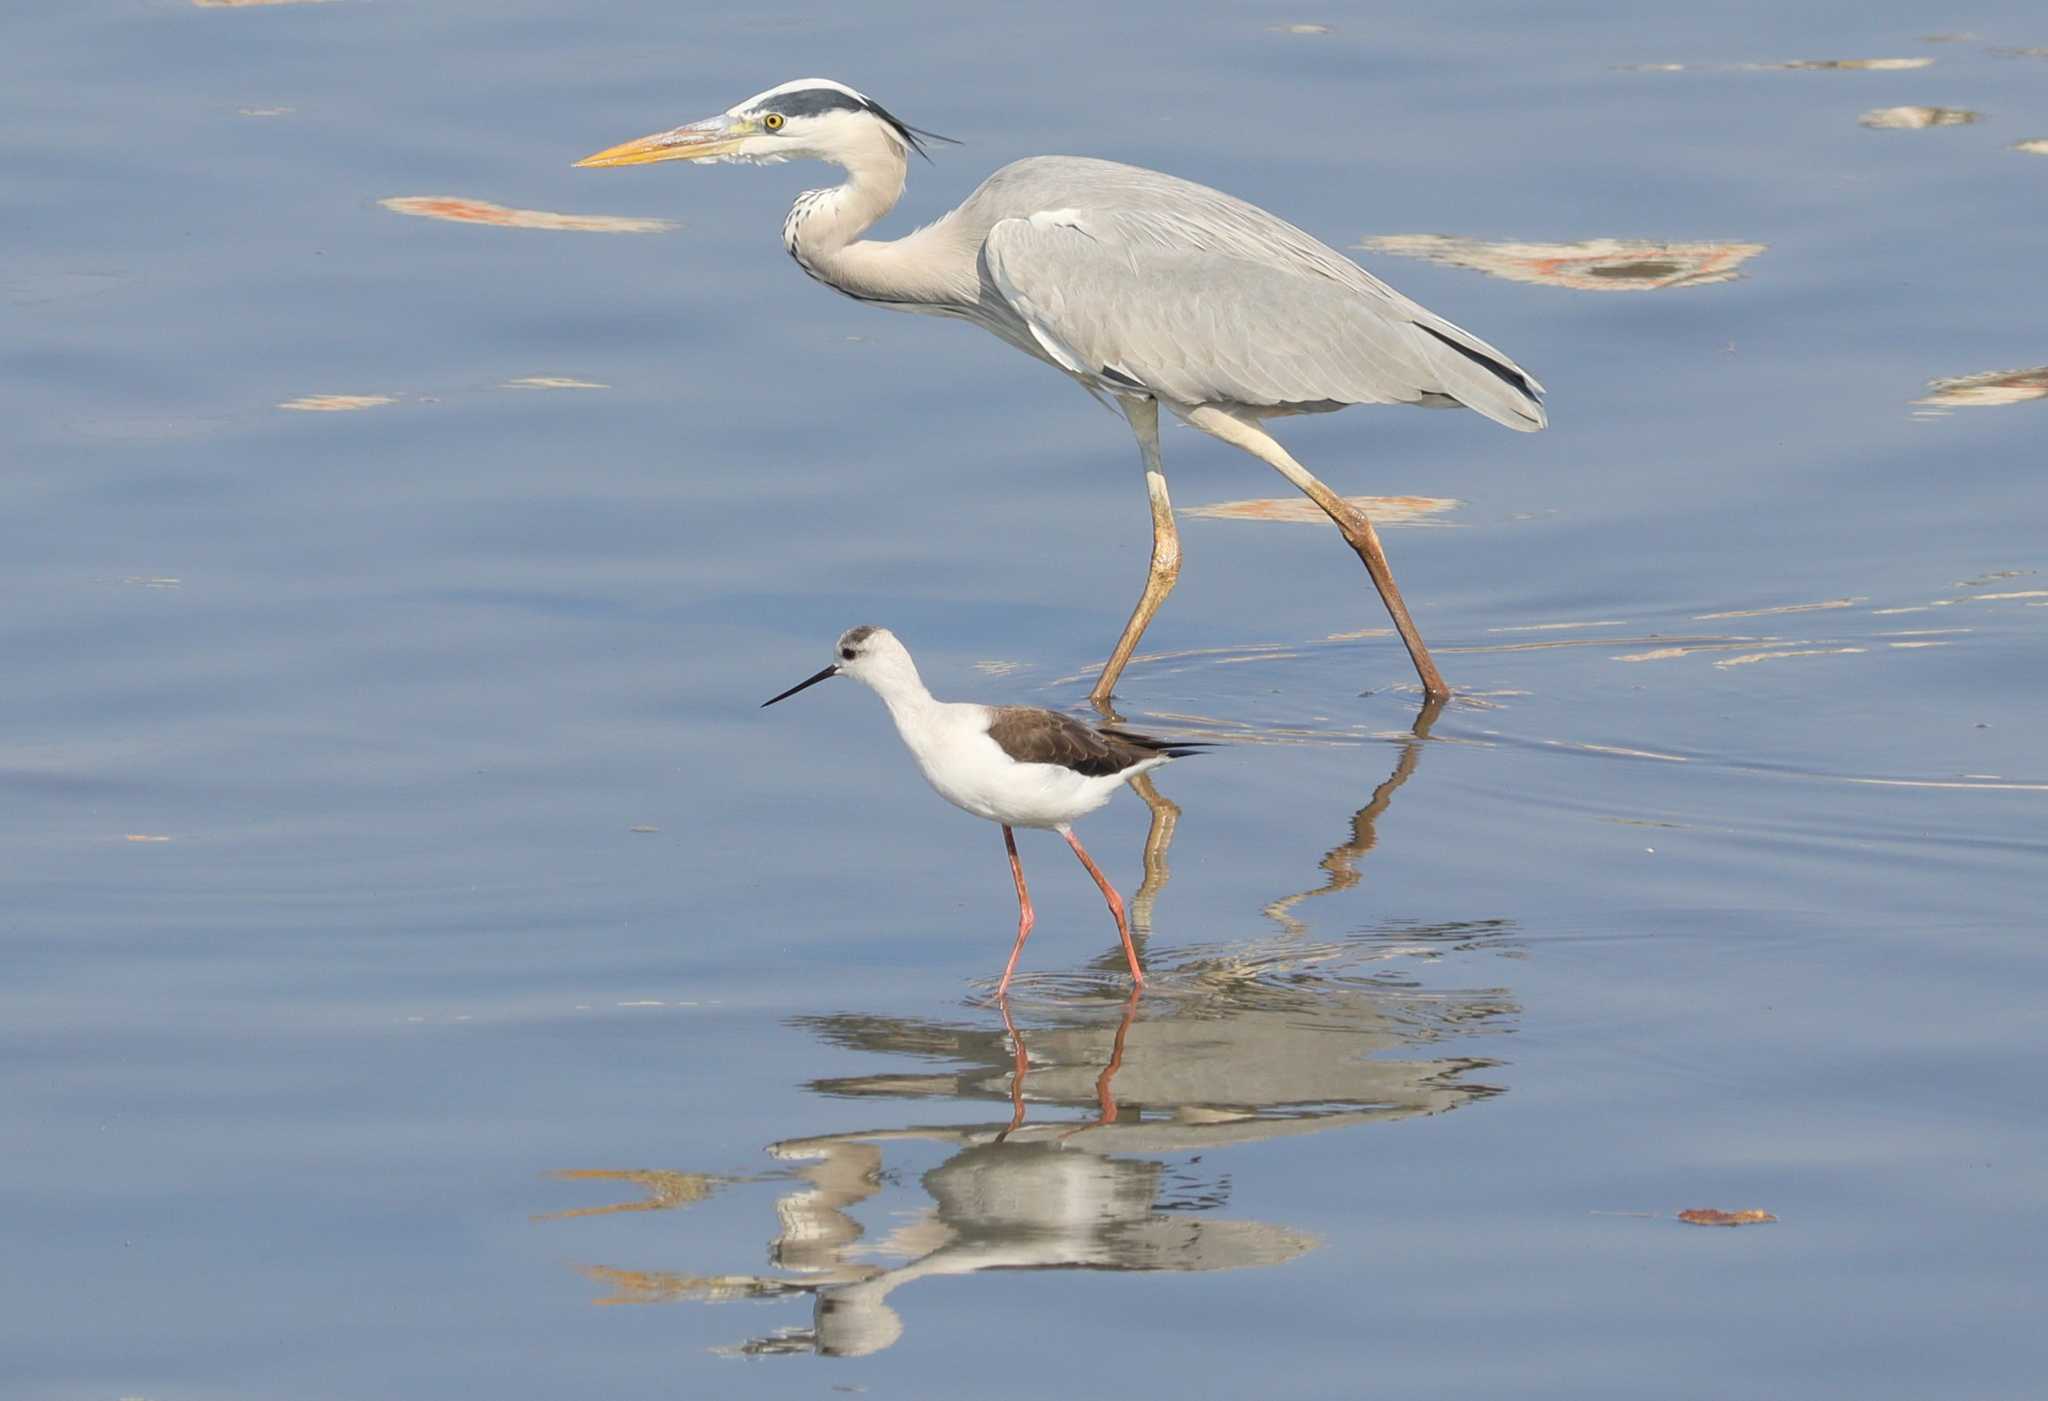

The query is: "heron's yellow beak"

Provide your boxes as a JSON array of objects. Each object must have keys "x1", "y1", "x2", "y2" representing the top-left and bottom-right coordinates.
[{"x1": 574, "y1": 115, "x2": 752, "y2": 168}]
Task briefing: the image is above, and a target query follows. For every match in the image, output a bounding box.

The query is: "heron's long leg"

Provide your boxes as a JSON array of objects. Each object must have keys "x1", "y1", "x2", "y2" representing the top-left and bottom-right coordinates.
[
  {"x1": 1090, "y1": 397, "x2": 1181, "y2": 706},
  {"x1": 1061, "y1": 827, "x2": 1145, "y2": 987},
  {"x1": 997, "y1": 825, "x2": 1035, "y2": 997},
  {"x1": 1186, "y1": 405, "x2": 1450, "y2": 701}
]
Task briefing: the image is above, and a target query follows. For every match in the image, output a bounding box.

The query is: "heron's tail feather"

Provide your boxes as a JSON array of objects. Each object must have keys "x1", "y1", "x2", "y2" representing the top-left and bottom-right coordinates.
[{"x1": 1408, "y1": 319, "x2": 1547, "y2": 432}]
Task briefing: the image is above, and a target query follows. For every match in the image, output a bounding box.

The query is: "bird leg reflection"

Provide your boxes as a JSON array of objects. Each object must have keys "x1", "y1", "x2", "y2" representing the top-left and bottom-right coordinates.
[
  {"x1": 1079, "y1": 986, "x2": 1142, "y2": 1134},
  {"x1": 1091, "y1": 397, "x2": 1182, "y2": 706},
  {"x1": 1084, "y1": 682, "x2": 1176, "y2": 937},
  {"x1": 1186, "y1": 406, "x2": 1451, "y2": 700},
  {"x1": 996, "y1": 825, "x2": 1036, "y2": 998},
  {"x1": 995, "y1": 994, "x2": 1031, "y2": 1138},
  {"x1": 1125, "y1": 771, "x2": 1180, "y2": 936},
  {"x1": 1264, "y1": 694, "x2": 1444, "y2": 936},
  {"x1": 995, "y1": 987, "x2": 1141, "y2": 1141}
]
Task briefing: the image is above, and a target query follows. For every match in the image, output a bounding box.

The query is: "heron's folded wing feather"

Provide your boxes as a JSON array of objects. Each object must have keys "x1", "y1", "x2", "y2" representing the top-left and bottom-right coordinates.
[{"x1": 982, "y1": 211, "x2": 1544, "y2": 430}]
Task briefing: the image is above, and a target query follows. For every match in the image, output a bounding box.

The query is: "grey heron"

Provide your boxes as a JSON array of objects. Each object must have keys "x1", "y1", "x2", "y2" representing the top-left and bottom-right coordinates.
[{"x1": 577, "y1": 79, "x2": 1547, "y2": 703}]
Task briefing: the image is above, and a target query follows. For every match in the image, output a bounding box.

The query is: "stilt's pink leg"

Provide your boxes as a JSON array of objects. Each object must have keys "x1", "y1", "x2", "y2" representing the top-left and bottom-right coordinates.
[
  {"x1": 1062, "y1": 828, "x2": 1146, "y2": 988},
  {"x1": 997, "y1": 825, "x2": 1035, "y2": 997}
]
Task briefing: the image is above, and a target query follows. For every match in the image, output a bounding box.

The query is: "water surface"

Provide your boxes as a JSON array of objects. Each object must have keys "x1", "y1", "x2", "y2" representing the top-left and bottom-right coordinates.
[{"x1": 4, "y1": 2, "x2": 2046, "y2": 1396}]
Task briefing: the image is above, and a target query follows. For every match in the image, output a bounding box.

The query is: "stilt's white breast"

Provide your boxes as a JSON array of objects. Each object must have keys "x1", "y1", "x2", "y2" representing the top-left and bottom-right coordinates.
[{"x1": 895, "y1": 705, "x2": 1141, "y2": 830}]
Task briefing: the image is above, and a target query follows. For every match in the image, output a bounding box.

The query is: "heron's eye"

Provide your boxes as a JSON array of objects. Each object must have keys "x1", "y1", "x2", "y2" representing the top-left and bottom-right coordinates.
[
  {"x1": 763, "y1": 112, "x2": 786, "y2": 132},
  {"x1": 839, "y1": 647, "x2": 856, "y2": 661}
]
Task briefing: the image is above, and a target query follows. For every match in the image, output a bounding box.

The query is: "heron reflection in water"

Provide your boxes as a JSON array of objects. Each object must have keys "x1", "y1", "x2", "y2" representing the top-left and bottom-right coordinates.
[
  {"x1": 577, "y1": 80, "x2": 1547, "y2": 703},
  {"x1": 542, "y1": 936, "x2": 1513, "y2": 1356},
  {"x1": 1116, "y1": 693, "x2": 1447, "y2": 955}
]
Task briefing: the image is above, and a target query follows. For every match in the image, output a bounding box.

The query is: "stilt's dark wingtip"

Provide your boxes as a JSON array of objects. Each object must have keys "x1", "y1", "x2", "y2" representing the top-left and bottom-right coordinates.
[{"x1": 1098, "y1": 726, "x2": 1218, "y2": 761}]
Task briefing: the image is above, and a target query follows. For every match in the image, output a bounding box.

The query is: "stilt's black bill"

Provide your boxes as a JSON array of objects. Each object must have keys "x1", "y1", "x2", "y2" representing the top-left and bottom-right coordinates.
[{"x1": 761, "y1": 664, "x2": 839, "y2": 708}]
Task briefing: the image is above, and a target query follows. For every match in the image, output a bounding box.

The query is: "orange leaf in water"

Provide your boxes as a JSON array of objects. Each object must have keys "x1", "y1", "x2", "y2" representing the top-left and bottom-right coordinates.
[
  {"x1": 1678, "y1": 1208, "x2": 1777, "y2": 1227},
  {"x1": 379, "y1": 196, "x2": 674, "y2": 234}
]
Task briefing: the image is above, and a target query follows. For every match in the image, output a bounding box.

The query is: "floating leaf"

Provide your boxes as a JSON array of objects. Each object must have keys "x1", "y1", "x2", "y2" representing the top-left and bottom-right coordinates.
[
  {"x1": 1360, "y1": 235, "x2": 1765, "y2": 292},
  {"x1": 1860, "y1": 105, "x2": 1980, "y2": 129},
  {"x1": 1678, "y1": 1208, "x2": 1777, "y2": 1227},
  {"x1": 278, "y1": 393, "x2": 395, "y2": 412},
  {"x1": 1916, "y1": 366, "x2": 2048, "y2": 408},
  {"x1": 1767, "y1": 57, "x2": 1931, "y2": 70},
  {"x1": 500, "y1": 375, "x2": 609, "y2": 390},
  {"x1": 380, "y1": 195, "x2": 674, "y2": 234}
]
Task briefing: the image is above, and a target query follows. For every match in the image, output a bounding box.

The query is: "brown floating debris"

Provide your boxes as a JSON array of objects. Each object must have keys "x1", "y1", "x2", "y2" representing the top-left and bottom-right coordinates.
[
  {"x1": 379, "y1": 196, "x2": 675, "y2": 234},
  {"x1": 278, "y1": 393, "x2": 395, "y2": 412},
  {"x1": 1360, "y1": 235, "x2": 1764, "y2": 292},
  {"x1": 1183, "y1": 494, "x2": 1458, "y2": 525},
  {"x1": 1860, "y1": 105, "x2": 1980, "y2": 129},
  {"x1": 237, "y1": 106, "x2": 294, "y2": 117},
  {"x1": 2013, "y1": 139, "x2": 2048, "y2": 155},
  {"x1": 124, "y1": 834, "x2": 173, "y2": 843},
  {"x1": 1916, "y1": 366, "x2": 2048, "y2": 409},
  {"x1": 1678, "y1": 1208, "x2": 1777, "y2": 1227}
]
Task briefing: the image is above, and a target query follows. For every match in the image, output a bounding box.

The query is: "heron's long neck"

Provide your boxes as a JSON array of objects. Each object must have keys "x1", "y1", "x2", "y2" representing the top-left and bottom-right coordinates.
[{"x1": 783, "y1": 142, "x2": 975, "y2": 309}]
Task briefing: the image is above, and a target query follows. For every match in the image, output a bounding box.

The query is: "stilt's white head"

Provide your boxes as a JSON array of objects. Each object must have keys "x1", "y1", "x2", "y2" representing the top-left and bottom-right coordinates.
[
  {"x1": 761, "y1": 625, "x2": 924, "y2": 709},
  {"x1": 828, "y1": 625, "x2": 920, "y2": 693}
]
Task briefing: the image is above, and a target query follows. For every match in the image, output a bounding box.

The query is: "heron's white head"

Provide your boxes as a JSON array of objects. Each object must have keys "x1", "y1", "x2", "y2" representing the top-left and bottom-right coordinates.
[
  {"x1": 575, "y1": 79, "x2": 951, "y2": 172},
  {"x1": 761, "y1": 625, "x2": 925, "y2": 710}
]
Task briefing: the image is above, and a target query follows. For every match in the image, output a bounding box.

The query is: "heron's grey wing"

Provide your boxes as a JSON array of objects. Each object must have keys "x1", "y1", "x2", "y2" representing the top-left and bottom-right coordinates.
[{"x1": 981, "y1": 208, "x2": 1544, "y2": 431}]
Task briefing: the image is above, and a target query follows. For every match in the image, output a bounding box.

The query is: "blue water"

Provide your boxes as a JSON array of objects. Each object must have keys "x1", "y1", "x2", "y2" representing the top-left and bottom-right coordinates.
[{"x1": 5, "y1": 2, "x2": 2046, "y2": 1397}]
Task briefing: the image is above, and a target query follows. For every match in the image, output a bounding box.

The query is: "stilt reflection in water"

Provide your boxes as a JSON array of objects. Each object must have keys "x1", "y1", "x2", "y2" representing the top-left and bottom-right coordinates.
[{"x1": 541, "y1": 929, "x2": 1516, "y2": 1357}]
